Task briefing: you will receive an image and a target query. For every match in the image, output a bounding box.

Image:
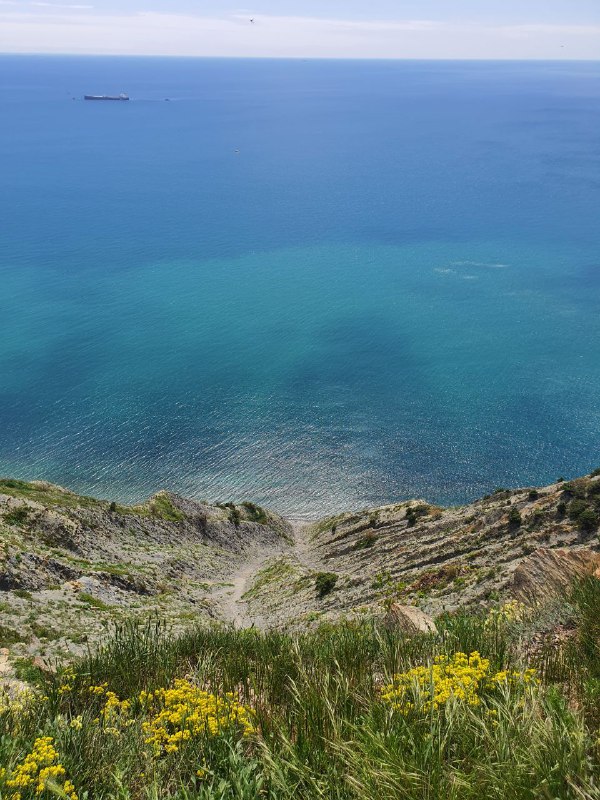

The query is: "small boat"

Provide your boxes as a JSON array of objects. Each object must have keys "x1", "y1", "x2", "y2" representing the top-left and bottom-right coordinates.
[{"x1": 84, "y1": 94, "x2": 129, "y2": 101}]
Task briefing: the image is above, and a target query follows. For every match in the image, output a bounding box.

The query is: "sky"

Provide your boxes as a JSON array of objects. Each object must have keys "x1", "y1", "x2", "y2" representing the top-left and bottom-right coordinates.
[{"x1": 1, "y1": 0, "x2": 600, "y2": 59}]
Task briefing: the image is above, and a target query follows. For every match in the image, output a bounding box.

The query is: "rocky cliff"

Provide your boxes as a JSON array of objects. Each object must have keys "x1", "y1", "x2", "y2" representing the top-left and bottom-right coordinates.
[{"x1": 0, "y1": 471, "x2": 599, "y2": 671}]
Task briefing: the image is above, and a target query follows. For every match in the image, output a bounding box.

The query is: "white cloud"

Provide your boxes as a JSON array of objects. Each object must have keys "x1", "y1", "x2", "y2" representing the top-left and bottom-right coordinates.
[
  {"x1": 0, "y1": 10, "x2": 598, "y2": 58},
  {"x1": 501, "y1": 23, "x2": 600, "y2": 36},
  {"x1": 229, "y1": 15, "x2": 442, "y2": 33},
  {"x1": 30, "y1": 3, "x2": 94, "y2": 8}
]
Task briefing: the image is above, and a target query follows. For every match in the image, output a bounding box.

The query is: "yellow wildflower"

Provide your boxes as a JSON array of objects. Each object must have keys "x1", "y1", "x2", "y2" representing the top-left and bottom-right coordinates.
[
  {"x1": 485, "y1": 600, "x2": 530, "y2": 628},
  {"x1": 88, "y1": 683, "x2": 108, "y2": 695},
  {"x1": 381, "y1": 652, "x2": 537, "y2": 715},
  {"x1": 5, "y1": 736, "x2": 78, "y2": 799},
  {"x1": 382, "y1": 652, "x2": 490, "y2": 713},
  {"x1": 142, "y1": 679, "x2": 254, "y2": 756},
  {"x1": 58, "y1": 668, "x2": 76, "y2": 695}
]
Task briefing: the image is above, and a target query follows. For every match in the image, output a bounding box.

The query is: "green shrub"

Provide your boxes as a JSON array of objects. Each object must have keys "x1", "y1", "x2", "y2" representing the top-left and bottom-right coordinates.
[
  {"x1": 562, "y1": 481, "x2": 587, "y2": 499},
  {"x1": 241, "y1": 501, "x2": 268, "y2": 524},
  {"x1": 586, "y1": 481, "x2": 600, "y2": 498},
  {"x1": 578, "y1": 507, "x2": 598, "y2": 532},
  {"x1": 412, "y1": 503, "x2": 431, "y2": 516},
  {"x1": 13, "y1": 655, "x2": 45, "y2": 684},
  {"x1": 508, "y1": 507, "x2": 522, "y2": 527},
  {"x1": 529, "y1": 509, "x2": 544, "y2": 527},
  {"x1": 568, "y1": 499, "x2": 590, "y2": 521},
  {"x1": 315, "y1": 572, "x2": 338, "y2": 598},
  {"x1": 405, "y1": 504, "x2": 430, "y2": 528},
  {"x1": 219, "y1": 502, "x2": 242, "y2": 526},
  {"x1": 354, "y1": 532, "x2": 378, "y2": 550},
  {"x1": 3, "y1": 507, "x2": 30, "y2": 526},
  {"x1": 0, "y1": 624, "x2": 24, "y2": 646}
]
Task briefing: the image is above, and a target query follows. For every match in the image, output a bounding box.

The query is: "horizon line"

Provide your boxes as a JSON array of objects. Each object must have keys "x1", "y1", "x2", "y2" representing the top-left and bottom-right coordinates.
[{"x1": 2, "y1": 52, "x2": 599, "y2": 62}]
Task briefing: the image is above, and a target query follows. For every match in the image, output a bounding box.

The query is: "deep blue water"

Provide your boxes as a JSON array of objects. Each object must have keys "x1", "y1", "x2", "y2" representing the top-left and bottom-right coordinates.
[{"x1": 1, "y1": 56, "x2": 599, "y2": 517}]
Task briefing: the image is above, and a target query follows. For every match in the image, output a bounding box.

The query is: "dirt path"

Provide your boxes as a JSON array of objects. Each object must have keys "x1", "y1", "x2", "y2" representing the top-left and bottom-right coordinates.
[
  {"x1": 289, "y1": 519, "x2": 322, "y2": 571},
  {"x1": 214, "y1": 555, "x2": 267, "y2": 628},
  {"x1": 214, "y1": 519, "x2": 322, "y2": 628}
]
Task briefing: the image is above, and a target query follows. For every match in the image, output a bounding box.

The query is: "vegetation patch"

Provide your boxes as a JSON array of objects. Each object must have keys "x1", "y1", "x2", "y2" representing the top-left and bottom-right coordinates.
[
  {"x1": 578, "y1": 507, "x2": 598, "y2": 532},
  {"x1": 217, "y1": 502, "x2": 241, "y2": 526},
  {"x1": 78, "y1": 592, "x2": 111, "y2": 610},
  {"x1": 315, "y1": 571, "x2": 338, "y2": 598},
  {"x1": 568, "y1": 499, "x2": 599, "y2": 531},
  {"x1": 0, "y1": 588, "x2": 598, "y2": 800},
  {"x1": 241, "y1": 501, "x2": 268, "y2": 525},
  {"x1": 308, "y1": 513, "x2": 351, "y2": 538},
  {"x1": 2, "y1": 507, "x2": 31, "y2": 526},
  {"x1": 244, "y1": 560, "x2": 297, "y2": 599},
  {"x1": 561, "y1": 480, "x2": 588, "y2": 500},
  {"x1": 0, "y1": 623, "x2": 25, "y2": 646},
  {"x1": 30, "y1": 621, "x2": 60, "y2": 641},
  {"x1": 508, "y1": 507, "x2": 522, "y2": 527},
  {"x1": 0, "y1": 478, "x2": 101, "y2": 509},
  {"x1": 13, "y1": 588, "x2": 33, "y2": 601},
  {"x1": 405, "y1": 504, "x2": 431, "y2": 527},
  {"x1": 149, "y1": 493, "x2": 185, "y2": 523},
  {"x1": 409, "y1": 563, "x2": 463, "y2": 593},
  {"x1": 13, "y1": 655, "x2": 45, "y2": 684},
  {"x1": 353, "y1": 531, "x2": 378, "y2": 550}
]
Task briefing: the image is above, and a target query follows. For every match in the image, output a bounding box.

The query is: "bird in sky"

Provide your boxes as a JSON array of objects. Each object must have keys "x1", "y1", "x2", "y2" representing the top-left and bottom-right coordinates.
[{"x1": 250, "y1": 18, "x2": 254, "y2": 24}]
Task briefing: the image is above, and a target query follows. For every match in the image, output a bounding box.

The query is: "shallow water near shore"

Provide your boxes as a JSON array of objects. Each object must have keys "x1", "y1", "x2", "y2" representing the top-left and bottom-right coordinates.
[{"x1": 1, "y1": 57, "x2": 600, "y2": 517}]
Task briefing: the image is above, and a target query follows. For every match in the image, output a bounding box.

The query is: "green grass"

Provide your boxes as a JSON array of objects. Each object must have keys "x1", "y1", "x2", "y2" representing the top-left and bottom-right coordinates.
[
  {"x1": 243, "y1": 560, "x2": 297, "y2": 599},
  {"x1": 241, "y1": 501, "x2": 269, "y2": 525},
  {"x1": 2, "y1": 507, "x2": 31, "y2": 526},
  {"x1": 78, "y1": 592, "x2": 111, "y2": 611},
  {"x1": 13, "y1": 588, "x2": 33, "y2": 601},
  {"x1": 307, "y1": 512, "x2": 352, "y2": 538},
  {"x1": 149, "y1": 493, "x2": 185, "y2": 523},
  {"x1": 0, "y1": 478, "x2": 187, "y2": 522},
  {"x1": 1, "y1": 586, "x2": 599, "y2": 799},
  {"x1": 0, "y1": 478, "x2": 103, "y2": 509},
  {"x1": 0, "y1": 623, "x2": 25, "y2": 646},
  {"x1": 29, "y1": 621, "x2": 61, "y2": 641}
]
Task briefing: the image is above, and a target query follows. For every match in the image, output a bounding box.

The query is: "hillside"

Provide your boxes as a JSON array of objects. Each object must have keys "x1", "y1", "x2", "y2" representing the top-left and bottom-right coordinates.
[
  {"x1": 1, "y1": 473, "x2": 600, "y2": 799},
  {"x1": 1, "y1": 471, "x2": 599, "y2": 672}
]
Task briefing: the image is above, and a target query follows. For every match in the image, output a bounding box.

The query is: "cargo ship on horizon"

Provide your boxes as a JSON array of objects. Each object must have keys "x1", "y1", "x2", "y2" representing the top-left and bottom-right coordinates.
[{"x1": 84, "y1": 93, "x2": 129, "y2": 101}]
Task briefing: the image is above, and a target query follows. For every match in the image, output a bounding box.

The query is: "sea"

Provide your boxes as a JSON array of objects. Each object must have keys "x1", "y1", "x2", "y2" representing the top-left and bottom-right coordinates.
[{"x1": 1, "y1": 56, "x2": 599, "y2": 518}]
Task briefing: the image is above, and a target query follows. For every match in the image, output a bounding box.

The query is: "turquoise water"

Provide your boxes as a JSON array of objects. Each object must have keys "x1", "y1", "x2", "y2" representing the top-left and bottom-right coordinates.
[{"x1": 1, "y1": 57, "x2": 599, "y2": 517}]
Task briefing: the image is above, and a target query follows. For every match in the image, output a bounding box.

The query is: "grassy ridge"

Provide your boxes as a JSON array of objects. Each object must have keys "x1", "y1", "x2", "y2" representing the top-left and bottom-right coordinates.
[{"x1": 1, "y1": 580, "x2": 599, "y2": 799}]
